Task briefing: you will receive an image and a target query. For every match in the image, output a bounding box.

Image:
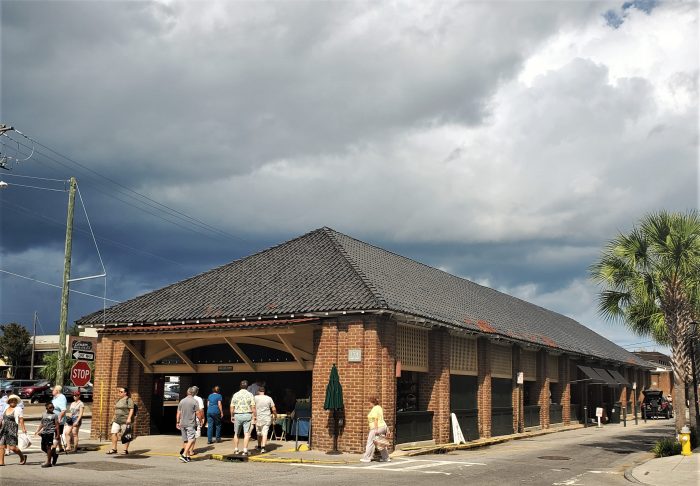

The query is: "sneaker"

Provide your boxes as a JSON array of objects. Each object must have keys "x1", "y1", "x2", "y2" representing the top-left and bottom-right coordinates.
[
  {"x1": 41, "y1": 463, "x2": 52, "y2": 468},
  {"x1": 260, "y1": 447, "x2": 266, "y2": 453},
  {"x1": 216, "y1": 439, "x2": 222, "y2": 443},
  {"x1": 360, "y1": 458, "x2": 371, "y2": 463},
  {"x1": 233, "y1": 448, "x2": 239, "y2": 454},
  {"x1": 242, "y1": 450, "x2": 249, "y2": 456},
  {"x1": 207, "y1": 441, "x2": 213, "y2": 445},
  {"x1": 179, "y1": 454, "x2": 188, "y2": 463},
  {"x1": 185, "y1": 456, "x2": 191, "y2": 463},
  {"x1": 380, "y1": 458, "x2": 391, "y2": 463}
]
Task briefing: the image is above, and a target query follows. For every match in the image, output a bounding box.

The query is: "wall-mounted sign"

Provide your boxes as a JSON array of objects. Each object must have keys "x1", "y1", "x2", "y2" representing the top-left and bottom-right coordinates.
[
  {"x1": 632, "y1": 381, "x2": 637, "y2": 390},
  {"x1": 517, "y1": 372, "x2": 524, "y2": 385},
  {"x1": 348, "y1": 349, "x2": 362, "y2": 362},
  {"x1": 595, "y1": 407, "x2": 604, "y2": 418},
  {"x1": 218, "y1": 365, "x2": 234, "y2": 372}
]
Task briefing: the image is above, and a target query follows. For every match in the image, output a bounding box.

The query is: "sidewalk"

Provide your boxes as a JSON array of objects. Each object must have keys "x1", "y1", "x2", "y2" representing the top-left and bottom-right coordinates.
[{"x1": 629, "y1": 451, "x2": 700, "y2": 485}]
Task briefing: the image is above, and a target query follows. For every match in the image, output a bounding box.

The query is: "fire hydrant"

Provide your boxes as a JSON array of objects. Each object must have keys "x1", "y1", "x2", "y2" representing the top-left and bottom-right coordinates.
[{"x1": 679, "y1": 426, "x2": 692, "y2": 456}]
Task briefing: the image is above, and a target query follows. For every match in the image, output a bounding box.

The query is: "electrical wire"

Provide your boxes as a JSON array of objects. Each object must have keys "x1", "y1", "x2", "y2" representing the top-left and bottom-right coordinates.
[
  {"x1": 0, "y1": 269, "x2": 120, "y2": 302},
  {"x1": 3, "y1": 182, "x2": 67, "y2": 192},
  {"x1": 76, "y1": 184, "x2": 106, "y2": 275},
  {"x1": 6, "y1": 132, "x2": 247, "y2": 243},
  {"x1": 1, "y1": 199, "x2": 190, "y2": 268},
  {"x1": 1, "y1": 173, "x2": 68, "y2": 182}
]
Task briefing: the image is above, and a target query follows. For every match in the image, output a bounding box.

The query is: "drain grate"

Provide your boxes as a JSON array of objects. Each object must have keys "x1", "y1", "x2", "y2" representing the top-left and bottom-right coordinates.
[
  {"x1": 538, "y1": 456, "x2": 571, "y2": 461},
  {"x1": 63, "y1": 461, "x2": 154, "y2": 471}
]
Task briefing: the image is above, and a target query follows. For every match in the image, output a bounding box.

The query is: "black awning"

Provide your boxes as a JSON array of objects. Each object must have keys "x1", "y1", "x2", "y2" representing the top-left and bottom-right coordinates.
[
  {"x1": 578, "y1": 365, "x2": 605, "y2": 384},
  {"x1": 593, "y1": 368, "x2": 618, "y2": 386},
  {"x1": 607, "y1": 369, "x2": 631, "y2": 387}
]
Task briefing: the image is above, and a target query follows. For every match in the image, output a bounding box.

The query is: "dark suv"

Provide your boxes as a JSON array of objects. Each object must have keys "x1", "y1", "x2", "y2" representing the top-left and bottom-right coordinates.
[
  {"x1": 642, "y1": 389, "x2": 674, "y2": 419},
  {"x1": 19, "y1": 381, "x2": 52, "y2": 402}
]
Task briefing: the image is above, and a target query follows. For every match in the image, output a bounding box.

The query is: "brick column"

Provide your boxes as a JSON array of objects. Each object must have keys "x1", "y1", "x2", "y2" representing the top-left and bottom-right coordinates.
[
  {"x1": 420, "y1": 329, "x2": 450, "y2": 444},
  {"x1": 559, "y1": 356, "x2": 571, "y2": 425},
  {"x1": 477, "y1": 338, "x2": 492, "y2": 438},
  {"x1": 91, "y1": 336, "x2": 152, "y2": 440},
  {"x1": 537, "y1": 350, "x2": 550, "y2": 429},
  {"x1": 311, "y1": 316, "x2": 396, "y2": 453},
  {"x1": 512, "y1": 347, "x2": 523, "y2": 433}
]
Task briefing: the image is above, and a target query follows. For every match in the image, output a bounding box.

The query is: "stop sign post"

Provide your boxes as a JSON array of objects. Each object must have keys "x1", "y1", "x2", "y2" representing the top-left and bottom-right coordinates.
[{"x1": 71, "y1": 361, "x2": 91, "y2": 387}]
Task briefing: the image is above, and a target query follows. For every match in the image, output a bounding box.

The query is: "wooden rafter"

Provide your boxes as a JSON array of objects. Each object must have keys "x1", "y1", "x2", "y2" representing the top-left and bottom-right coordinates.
[
  {"x1": 110, "y1": 327, "x2": 298, "y2": 341},
  {"x1": 120, "y1": 340, "x2": 153, "y2": 373},
  {"x1": 164, "y1": 339, "x2": 197, "y2": 372},
  {"x1": 278, "y1": 334, "x2": 309, "y2": 370},
  {"x1": 223, "y1": 337, "x2": 256, "y2": 371}
]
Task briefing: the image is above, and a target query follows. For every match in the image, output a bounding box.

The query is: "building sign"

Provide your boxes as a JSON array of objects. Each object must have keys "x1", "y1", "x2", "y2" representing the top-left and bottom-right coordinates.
[
  {"x1": 348, "y1": 349, "x2": 362, "y2": 362},
  {"x1": 595, "y1": 407, "x2": 604, "y2": 418},
  {"x1": 217, "y1": 365, "x2": 234, "y2": 372},
  {"x1": 517, "y1": 372, "x2": 524, "y2": 385},
  {"x1": 69, "y1": 336, "x2": 97, "y2": 361}
]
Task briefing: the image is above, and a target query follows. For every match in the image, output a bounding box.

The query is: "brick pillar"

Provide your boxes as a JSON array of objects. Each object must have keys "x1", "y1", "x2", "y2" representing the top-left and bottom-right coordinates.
[
  {"x1": 477, "y1": 338, "x2": 492, "y2": 438},
  {"x1": 560, "y1": 356, "x2": 571, "y2": 425},
  {"x1": 512, "y1": 347, "x2": 523, "y2": 433},
  {"x1": 311, "y1": 316, "x2": 396, "y2": 453},
  {"x1": 91, "y1": 336, "x2": 152, "y2": 440},
  {"x1": 421, "y1": 329, "x2": 450, "y2": 444},
  {"x1": 537, "y1": 350, "x2": 550, "y2": 429}
]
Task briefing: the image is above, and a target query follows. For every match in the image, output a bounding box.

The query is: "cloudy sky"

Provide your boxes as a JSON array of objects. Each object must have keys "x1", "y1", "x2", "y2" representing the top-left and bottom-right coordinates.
[{"x1": 0, "y1": 0, "x2": 697, "y2": 352}]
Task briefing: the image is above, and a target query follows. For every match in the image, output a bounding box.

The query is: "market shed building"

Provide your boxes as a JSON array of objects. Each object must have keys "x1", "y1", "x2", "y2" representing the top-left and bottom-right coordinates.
[{"x1": 78, "y1": 227, "x2": 652, "y2": 452}]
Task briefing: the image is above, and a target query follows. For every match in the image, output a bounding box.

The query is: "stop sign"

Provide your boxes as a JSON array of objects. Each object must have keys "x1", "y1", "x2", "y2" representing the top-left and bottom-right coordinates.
[{"x1": 70, "y1": 361, "x2": 91, "y2": 387}]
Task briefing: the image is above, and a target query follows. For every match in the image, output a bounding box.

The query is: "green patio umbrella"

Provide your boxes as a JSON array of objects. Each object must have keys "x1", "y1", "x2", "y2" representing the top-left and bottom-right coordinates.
[{"x1": 323, "y1": 364, "x2": 344, "y2": 453}]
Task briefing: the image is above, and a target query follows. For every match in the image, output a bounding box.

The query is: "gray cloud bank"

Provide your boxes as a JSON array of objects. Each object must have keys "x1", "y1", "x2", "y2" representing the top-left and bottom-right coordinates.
[{"x1": 1, "y1": 1, "x2": 697, "y2": 351}]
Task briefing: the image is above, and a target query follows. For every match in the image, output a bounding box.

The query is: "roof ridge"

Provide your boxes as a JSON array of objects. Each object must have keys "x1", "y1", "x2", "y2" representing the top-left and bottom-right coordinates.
[{"x1": 321, "y1": 227, "x2": 388, "y2": 309}]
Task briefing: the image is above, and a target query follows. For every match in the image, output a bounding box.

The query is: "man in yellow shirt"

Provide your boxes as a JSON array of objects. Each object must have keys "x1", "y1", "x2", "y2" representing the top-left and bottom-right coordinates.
[{"x1": 360, "y1": 396, "x2": 390, "y2": 462}]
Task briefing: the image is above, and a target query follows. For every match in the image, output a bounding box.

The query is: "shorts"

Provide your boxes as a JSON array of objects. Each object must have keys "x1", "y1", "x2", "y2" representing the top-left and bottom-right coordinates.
[
  {"x1": 40, "y1": 434, "x2": 57, "y2": 453},
  {"x1": 233, "y1": 413, "x2": 252, "y2": 435},
  {"x1": 180, "y1": 426, "x2": 196, "y2": 442},
  {"x1": 255, "y1": 423, "x2": 270, "y2": 438},
  {"x1": 110, "y1": 422, "x2": 127, "y2": 435}
]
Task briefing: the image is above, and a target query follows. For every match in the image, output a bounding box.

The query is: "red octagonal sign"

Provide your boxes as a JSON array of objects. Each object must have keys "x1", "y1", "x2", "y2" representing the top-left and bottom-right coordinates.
[{"x1": 70, "y1": 361, "x2": 91, "y2": 387}]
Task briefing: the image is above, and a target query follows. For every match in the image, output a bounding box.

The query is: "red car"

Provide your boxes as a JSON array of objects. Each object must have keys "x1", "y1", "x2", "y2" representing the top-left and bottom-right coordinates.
[{"x1": 18, "y1": 381, "x2": 52, "y2": 402}]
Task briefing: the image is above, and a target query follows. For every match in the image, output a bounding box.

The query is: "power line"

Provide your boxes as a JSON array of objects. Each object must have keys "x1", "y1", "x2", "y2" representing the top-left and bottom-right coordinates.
[
  {"x1": 2, "y1": 181, "x2": 66, "y2": 192},
  {"x1": 1, "y1": 173, "x2": 67, "y2": 182},
  {"x1": 5, "y1": 132, "x2": 248, "y2": 243},
  {"x1": 1, "y1": 198, "x2": 190, "y2": 268},
  {"x1": 0, "y1": 268, "x2": 120, "y2": 302},
  {"x1": 76, "y1": 184, "x2": 106, "y2": 275}
]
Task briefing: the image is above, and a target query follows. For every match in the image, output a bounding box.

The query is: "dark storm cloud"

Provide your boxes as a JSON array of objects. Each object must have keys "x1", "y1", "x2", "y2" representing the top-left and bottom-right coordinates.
[{"x1": 0, "y1": 1, "x2": 696, "y2": 353}]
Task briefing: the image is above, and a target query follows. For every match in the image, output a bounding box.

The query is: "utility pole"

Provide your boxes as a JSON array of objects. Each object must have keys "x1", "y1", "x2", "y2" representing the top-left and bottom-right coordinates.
[
  {"x1": 29, "y1": 311, "x2": 37, "y2": 380},
  {"x1": 56, "y1": 176, "x2": 77, "y2": 386}
]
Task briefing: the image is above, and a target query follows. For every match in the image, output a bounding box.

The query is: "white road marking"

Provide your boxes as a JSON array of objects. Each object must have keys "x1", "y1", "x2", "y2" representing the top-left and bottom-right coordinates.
[
  {"x1": 290, "y1": 458, "x2": 486, "y2": 476},
  {"x1": 552, "y1": 470, "x2": 619, "y2": 485}
]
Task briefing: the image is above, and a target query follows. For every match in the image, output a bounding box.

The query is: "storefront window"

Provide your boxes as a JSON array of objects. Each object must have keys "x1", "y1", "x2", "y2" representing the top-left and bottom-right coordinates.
[{"x1": 397, "y1": 371, "x2": 420, "y2": 411}]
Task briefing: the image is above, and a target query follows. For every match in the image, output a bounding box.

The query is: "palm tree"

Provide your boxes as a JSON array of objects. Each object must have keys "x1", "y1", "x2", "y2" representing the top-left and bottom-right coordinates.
[{"x1": 590, "y1": 210, "x2": 700, "y2": 433}]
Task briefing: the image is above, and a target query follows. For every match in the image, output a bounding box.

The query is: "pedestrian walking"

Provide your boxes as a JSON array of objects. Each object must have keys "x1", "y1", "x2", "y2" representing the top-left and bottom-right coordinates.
[
  {"x1": 176, "y1": 387, "x2": 202, "y2": 463},
  {"x1": 64, "y1": 391, "x2": 85, "y2": 452},
  {"x1": 230, "y1": 380, "x2": 255, "y2": 455},
  {"x1": 360, "y1": 396, "x2": 390, "y2": 463},
  {"x1": 0, "y1": 395, "x2": 27, "y2": 466},
  {"x1": 34, "y1": 402, "x2": 60, "y2": 467},
  {"x1": 191, "y1": 386, "x2": 204, "y2": 454},
  {"x1": 51, "y1": 385, "x2": 68, "y2": 452},
  {"x1": 206, "y1": 386, "x2": 223, "y2": 444},
  {"x1": 106, "y1": 387, "x2": 134, "y2": 455},
  {"x1": 253, "y1": 386, "x2": 276, "y2": 453}
]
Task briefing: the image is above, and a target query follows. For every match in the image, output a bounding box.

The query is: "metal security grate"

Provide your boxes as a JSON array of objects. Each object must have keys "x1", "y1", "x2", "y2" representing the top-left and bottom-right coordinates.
[
  {"x1": 397, "y1": 325, "x2": 428, "y2": 372},
  {"x1": 450, "y1": 335, "x2": 477, "y2": 375},
  {"x1": 547, "y1": 355, "x2": 559, "y2": 382},
  {"x1": 491, "y1": 343, "x2": 512, "y2": 379},
  {"x1": 521, "y1": 349, "x2": 537, "y2": 381}
]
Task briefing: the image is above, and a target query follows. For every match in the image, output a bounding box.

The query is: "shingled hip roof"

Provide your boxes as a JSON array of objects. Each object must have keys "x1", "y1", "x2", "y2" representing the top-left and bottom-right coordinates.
[{"x1": 78, "y1": 227, "x2": 649, "y2": 368}]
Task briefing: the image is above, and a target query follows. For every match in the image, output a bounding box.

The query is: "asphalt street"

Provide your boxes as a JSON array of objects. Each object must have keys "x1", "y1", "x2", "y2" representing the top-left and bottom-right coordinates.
[{"x1": 0, "y1": 419, "x2": 675, "y2": 485}]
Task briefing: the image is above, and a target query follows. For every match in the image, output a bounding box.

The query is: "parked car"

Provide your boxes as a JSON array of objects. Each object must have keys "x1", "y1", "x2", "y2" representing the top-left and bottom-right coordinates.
[
  {"x1": 62, "y1": 384, "x2": 93, "y2": 402},
  {"x1": 1, "y1": 380, "x2": 38, "y2": 395},
  {"x1": 19, "y1": 381, "x2": 52, "y2": 402},
  {"x1": 642, "y1": 389, "x2": 674, "y2": 419}
]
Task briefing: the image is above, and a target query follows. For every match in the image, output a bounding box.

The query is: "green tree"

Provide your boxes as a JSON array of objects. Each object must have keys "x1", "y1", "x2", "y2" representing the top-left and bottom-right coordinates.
[
  {"x1": 40, "y1": 352, "x2": 94, "y2": 384},
  {"x1": 0, "y1": 323, "x2": 31, "y2": 378},
  {"x1": 590, "y1": 210, "x2": 700, "y2": 433}
]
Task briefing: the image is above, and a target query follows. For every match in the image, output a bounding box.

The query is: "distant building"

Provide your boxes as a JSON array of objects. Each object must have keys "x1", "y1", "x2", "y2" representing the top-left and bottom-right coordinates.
[{"x1": 633, "y1": 351, "x2": 673, "y2": 398}]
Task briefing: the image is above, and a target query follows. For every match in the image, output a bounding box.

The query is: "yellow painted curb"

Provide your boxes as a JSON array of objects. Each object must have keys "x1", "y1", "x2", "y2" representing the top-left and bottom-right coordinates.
[{"x1": 209, "y1": 453, "x2": 351, "y2": 465}]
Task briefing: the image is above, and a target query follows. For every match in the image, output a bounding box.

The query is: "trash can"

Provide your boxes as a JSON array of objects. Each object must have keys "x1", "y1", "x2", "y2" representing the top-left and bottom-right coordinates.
[{"x1": 610, "y1": 402, "x2": 621, "y2": 424}]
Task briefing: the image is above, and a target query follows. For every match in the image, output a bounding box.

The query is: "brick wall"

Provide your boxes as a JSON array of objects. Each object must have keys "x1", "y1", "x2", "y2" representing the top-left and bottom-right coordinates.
[
  {"x1": 310, "y1": 316, "x2": 396, "y2": 453},
  {"x1": 512, "y1": 347, "x2": 522, "y2": 433},
  {"x1": 477, "y1": 338, "x2": 492, "y2": 438},
  {"x1": 90, "y1": 336, "x2": 152, "y2": 440},
  {"x1": 537, "y1": 350, "x2": 550, "y2": 428},
  {"x1": 559, "y1": 356, "x2": 571, "y2": 425},
  {"x1": 419, "y1": 329, "x2": 450, "y2": 444}
]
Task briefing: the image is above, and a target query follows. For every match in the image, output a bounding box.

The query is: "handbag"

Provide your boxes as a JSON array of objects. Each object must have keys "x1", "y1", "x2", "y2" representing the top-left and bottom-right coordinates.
[
  {"x1": 121, "y1": 424, "x2": 134, "y2": 444},
  {"x1": 373, "y1": 428, "x2": 392, "y2": 451},
  {"x1": 18, "y1": 432, "x2": 32, "y2": 451}
]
